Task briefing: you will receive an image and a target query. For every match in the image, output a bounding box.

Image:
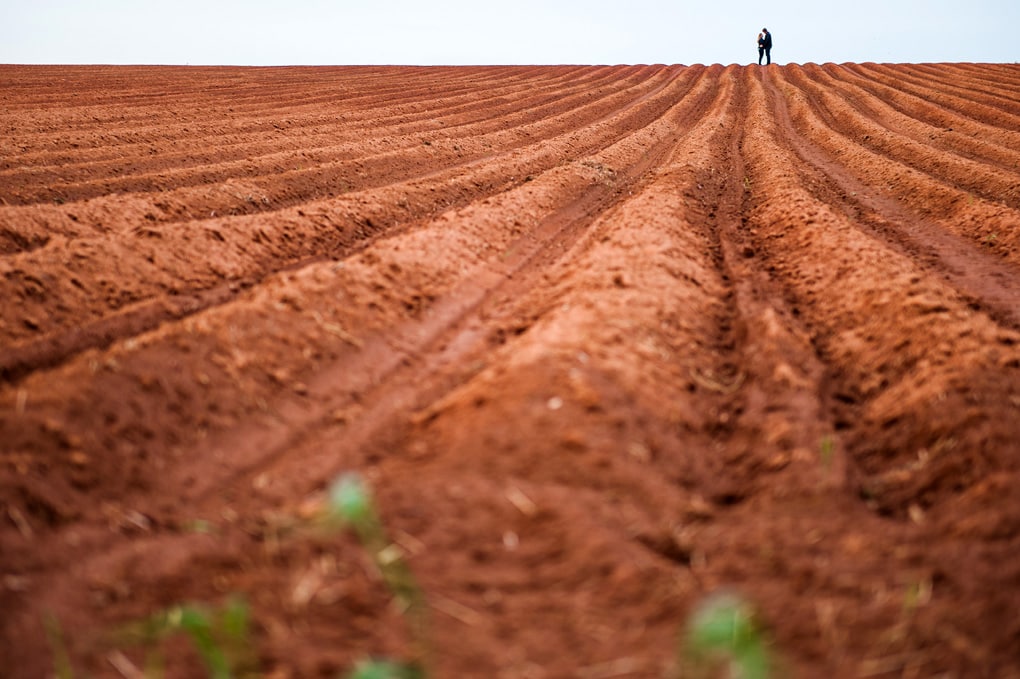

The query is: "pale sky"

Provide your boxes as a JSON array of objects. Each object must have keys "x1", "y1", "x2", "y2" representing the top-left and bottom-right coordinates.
[{"x1": 1, "y1": 0, "x2": 1017, "y2": 66}]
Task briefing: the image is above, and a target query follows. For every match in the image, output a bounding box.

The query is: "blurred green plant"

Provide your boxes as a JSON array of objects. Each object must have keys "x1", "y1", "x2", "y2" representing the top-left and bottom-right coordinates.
[
  {"x1": 347, "y1": 659, "x2": 426, "y2": 679},
  {"x1": 44, "y1": 613, "x2": 75, "y2": 679},
  {"x1": 328, "y1": 473, "x2": 429, "y2": 678},
  {"x1": 117, "y1": 595, "x2": 254, "y2": 679},
  {"x1": 680, "y1": 592, "x2": 772, "y2": 679},
  {"x1": 42, "y1": 472, "x2": 435, "y2": 679},
  {"x1": 819, "y1": 435, "x2": 836, "y2": 471}
]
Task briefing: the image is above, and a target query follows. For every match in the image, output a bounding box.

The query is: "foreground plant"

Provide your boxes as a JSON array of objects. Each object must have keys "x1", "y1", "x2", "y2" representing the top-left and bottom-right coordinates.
[
  {"x1": 680, "y1": 591, "x2": 772, "y2": 679},
  {"x1": 117, "y1": 595, "x2": 254, "y2": 679},
  {"x1": 44, "y1": 613, "x2": 74, "y2": 679},
  {"x1": 819, "y1": 435, "x2": 836, "y2": 472},
  {"x1": 44, "y1": 473, "x2": 429, "y2": 679},
  {"x1": 347, "y1": 659, "x2": 425, "y2": 679},
  {"x1": 328, "y1": 473, "x2": 430, "y2": 678}
]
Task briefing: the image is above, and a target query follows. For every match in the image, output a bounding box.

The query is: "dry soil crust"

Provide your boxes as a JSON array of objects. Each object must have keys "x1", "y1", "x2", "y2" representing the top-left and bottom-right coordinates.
[{"x1": 1, "y1": 64, "x2": 1019, "y2": 678}]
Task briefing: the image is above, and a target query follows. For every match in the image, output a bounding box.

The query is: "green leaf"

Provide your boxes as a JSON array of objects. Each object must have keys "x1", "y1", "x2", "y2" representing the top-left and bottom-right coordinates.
[
  {"x1": 347, "y1": 660, "x2": 424, "y2": 679},
  {"x1": 682, "y1": 592, "x2": 771, "y2": 679},
  {"x1": 329, "y1": 473, "x2": 373, "y2": 525}
]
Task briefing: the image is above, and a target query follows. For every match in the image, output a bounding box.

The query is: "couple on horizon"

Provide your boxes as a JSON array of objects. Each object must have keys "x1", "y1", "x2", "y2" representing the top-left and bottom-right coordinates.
[{"x1": 757, "y1": 28, "x2": 772, "y2": 65}]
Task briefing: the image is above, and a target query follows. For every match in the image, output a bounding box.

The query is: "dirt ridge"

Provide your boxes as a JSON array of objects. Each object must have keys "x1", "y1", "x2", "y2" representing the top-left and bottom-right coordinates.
[{"x1": 2, "y1": 64, "x2": 1019, "y2": 678}]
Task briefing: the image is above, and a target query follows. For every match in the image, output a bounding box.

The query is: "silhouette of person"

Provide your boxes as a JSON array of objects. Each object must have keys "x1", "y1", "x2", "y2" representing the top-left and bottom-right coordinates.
[{"x1": 760, "y1": 28, "x2": 772, "y2": 65}]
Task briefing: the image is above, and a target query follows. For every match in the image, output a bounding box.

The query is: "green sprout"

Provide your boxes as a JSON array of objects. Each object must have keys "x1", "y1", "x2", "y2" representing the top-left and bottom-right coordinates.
[
  {"x1": 329, "y1": 473, "x2": 377, "y2": 529},
  {"x1": 327, "y1": 474, "x2": 423, "y2": 612},
  {"x1": 680, "y1": 592, "x2": 772, "y2": 679},
  {"x1": 348, "y1": 659, "x2": 426, "y2": 679},
  {"x1": 48, "y1": 475, "x2": 429, "y2": 679},
  {"x1": 182, "y1": 518, "x2": 216, "y2": 534},
  {"x1": 117, "y1": 595, "x2": 254, "y2": 679},
  {"x1": 329, "y1": 473, "x2": 430, "y2": 678},
  {"x1": 819, "y1": 435, "x2": 836, "y2": 471},
  {"x1": 44, "y1": 613, "x2": 75, "y2": 679}
]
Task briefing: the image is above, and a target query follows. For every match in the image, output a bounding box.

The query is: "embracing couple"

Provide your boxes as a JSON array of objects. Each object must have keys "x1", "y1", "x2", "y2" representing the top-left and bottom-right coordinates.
[{"x1": 757, "y1": 28, "x2": 772, "y2": 65}]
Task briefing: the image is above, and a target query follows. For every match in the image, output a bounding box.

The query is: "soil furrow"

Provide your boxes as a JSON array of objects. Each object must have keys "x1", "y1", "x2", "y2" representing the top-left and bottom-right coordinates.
[
  {"x1": 818, "y1": 63, "x2": 1020, "y2": 174},
  {"x1": 707, "y1": 67, "x2": 846, "y2": 496},
  {"x1": 0, "y1": 68, "x2": 658, "y2": 248},
  {"x1": 1, "y1": 63, "x2": 717, "y2": 525},
  {"x1": 848, "y1": 63, "x2": 1020, "y2": 127},
  {"x1": 0, "y1": 67, "x2": 706, "y2": 357},
  {"x1": 0, "y1": 65, "x2": 726, "y2": 677},
  {"x1": 767, "y1": 69, "x2": 1020, "y2": 327},
  {"x1": 353, "y1": 67, "x2": 752, "y2": 675},
  {"x1": 176, "y1": 67, "x2": 728, "y2": 511},
  {"x1": 2, "y1": 64, "x2": 1018, "y2": 679},
  {"x1": 775, "y1": 67, "x2": 1020, "y2": 266},
  {"x1": 0, "y1": 67, "x2": 628, "y2": 177},
  {"x1": 0, "y1": 68, "x2": 659, "y2": 206},
  {"x1": 741, "y1": 67, "x2": 1020, "y2": 675},
  {"x1": 793, "y1": 64, "x2": 1020, "y2": 208},
  {"x1": 904, "y1": 63, "x2": 1020, "y2": 106},
  {"x1": 0, "y1": 66, "x2": 576, "y2": 136},
  {"x1": 0, "y1": 67, "x2": 663, "y2": 246}
]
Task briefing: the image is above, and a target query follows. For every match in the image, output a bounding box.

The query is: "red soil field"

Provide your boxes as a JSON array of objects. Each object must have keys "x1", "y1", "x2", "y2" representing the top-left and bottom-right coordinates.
[{"x1": 1, "y1": 63, "x2": 1019, "y2": 678}]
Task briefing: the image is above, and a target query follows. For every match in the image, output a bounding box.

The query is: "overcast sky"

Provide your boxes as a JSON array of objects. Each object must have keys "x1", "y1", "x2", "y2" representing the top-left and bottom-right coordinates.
[{"x1": 2, "y1": 0, "x2": 1017, "y2": 67}]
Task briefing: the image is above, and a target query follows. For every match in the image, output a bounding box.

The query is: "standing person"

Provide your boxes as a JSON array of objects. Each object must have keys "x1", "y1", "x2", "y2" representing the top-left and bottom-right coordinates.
[
  {"x1": 761, "y1": 27, "x2": 773, "y2": 65},
  {"x1": 757, "y1": 32, "x2": 766, "y2": 65}
]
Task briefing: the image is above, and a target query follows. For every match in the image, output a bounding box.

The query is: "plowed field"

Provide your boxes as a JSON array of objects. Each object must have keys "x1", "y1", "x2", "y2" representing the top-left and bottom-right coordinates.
[{"x1": 2, "y1": 63, "x2": 1019, "y2": 678}]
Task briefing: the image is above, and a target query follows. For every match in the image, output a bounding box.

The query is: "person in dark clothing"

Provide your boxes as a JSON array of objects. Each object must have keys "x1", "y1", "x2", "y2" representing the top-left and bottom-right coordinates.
[{"x1": 760, "y1": 28, "x2": 772, "y2": 65}]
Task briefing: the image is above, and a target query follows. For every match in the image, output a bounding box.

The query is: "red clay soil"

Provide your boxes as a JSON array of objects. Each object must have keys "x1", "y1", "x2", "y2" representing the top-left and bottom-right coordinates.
[{"x1": 2, "y1": 63, "x2": 1019, "y2": 678}]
